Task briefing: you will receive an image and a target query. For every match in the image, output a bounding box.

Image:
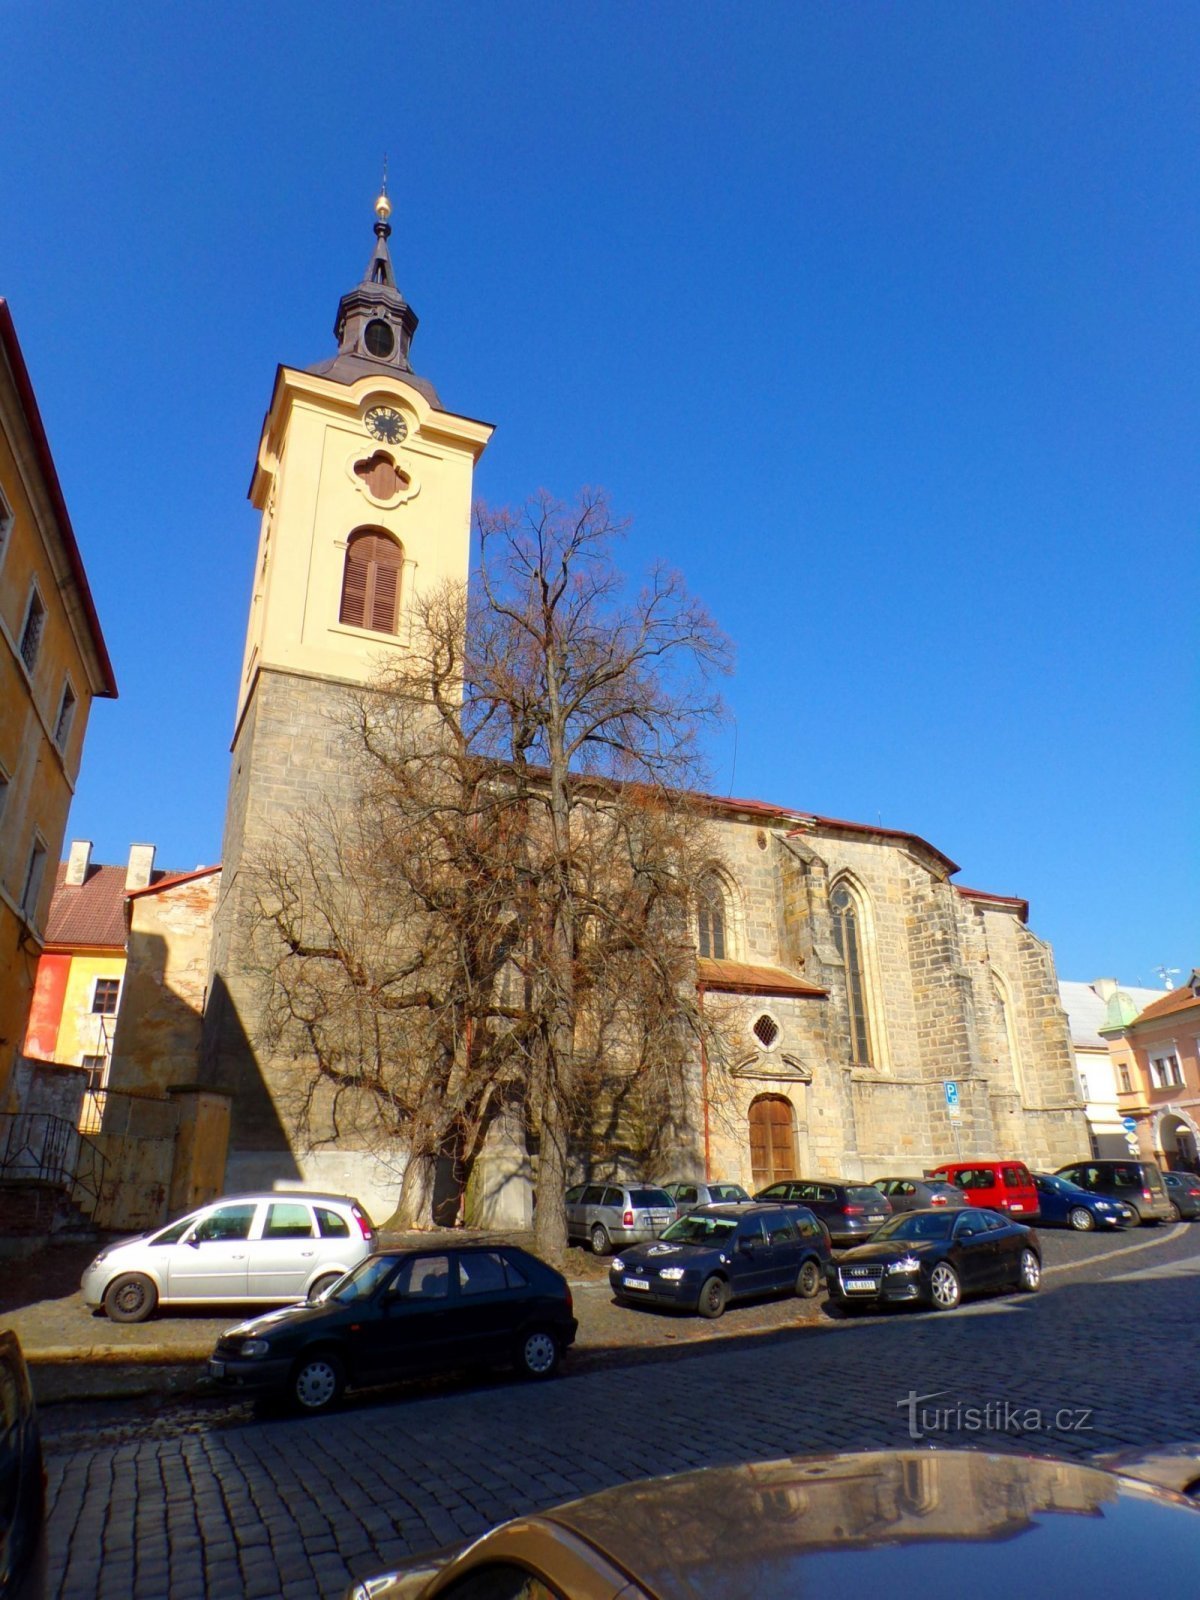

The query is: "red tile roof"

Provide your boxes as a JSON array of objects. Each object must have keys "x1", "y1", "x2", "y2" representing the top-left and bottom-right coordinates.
[
  {"x1": 1129, "y1": 979, "x2": 1200, "y2": 1026},
  {"x1": 43, "y1": 861, "x2": 189, "y2": 949},
  {"x1": 696, "y1": 958, "x2": 828, "y2": 999},
  {"x1": 955, "y1": 885, "x2": 1030, "y2": 923}
]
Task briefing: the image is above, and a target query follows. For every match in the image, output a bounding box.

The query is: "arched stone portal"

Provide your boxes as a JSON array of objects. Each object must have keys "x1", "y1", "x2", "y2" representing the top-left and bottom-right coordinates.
[
  {"x1": 1157, "y1": 1110, "x2": 1200, "y2": 1172},
  {"x1": 749, "y1": 1094, "x2": 798, "y2": 1189}
]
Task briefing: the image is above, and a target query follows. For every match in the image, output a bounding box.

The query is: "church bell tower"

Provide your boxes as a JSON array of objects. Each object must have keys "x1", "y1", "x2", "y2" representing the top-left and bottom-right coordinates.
[{"x1": 204, "y1": 191, "x2": 493, "y2": 1213}]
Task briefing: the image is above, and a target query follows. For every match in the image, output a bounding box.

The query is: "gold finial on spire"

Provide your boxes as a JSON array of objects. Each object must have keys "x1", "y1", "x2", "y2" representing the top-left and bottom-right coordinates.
[{"x1": 375, "y1": 155, "x2": 391, "y2": 222}]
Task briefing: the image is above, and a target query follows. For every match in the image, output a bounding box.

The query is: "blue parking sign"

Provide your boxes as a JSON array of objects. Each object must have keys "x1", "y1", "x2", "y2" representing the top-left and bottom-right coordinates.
[{"x1": 944, "y1": 1080, "x2": 961, "y2": 1118}]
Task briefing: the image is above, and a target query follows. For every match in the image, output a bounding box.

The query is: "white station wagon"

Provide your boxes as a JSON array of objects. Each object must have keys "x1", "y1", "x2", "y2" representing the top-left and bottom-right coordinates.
[{"x1": 81, "y1": 1192, "x2": 376, "y2": 1322}]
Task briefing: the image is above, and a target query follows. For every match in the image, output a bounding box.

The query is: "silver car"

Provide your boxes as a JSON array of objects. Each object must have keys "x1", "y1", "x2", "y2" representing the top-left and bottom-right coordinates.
[
  {"x1": 81, "y1": 1191, "x2": 376, "y2": 1322},
  {"x1": 661, "y1": 1180, "x2": 754, "y2": 1215},
  {"x1": 564, "y1": 1183, "x2": 677, "y2": 1255}
]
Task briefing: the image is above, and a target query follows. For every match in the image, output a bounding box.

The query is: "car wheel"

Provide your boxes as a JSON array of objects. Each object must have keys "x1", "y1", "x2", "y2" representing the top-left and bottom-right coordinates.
[
  {"x1": 103, "y1": 1272, "x2": 159, "y2": 1324},
  {"x1": 1168, "y1": 1202, "x2": 1182, "y2": 1222},
  {"x1": 1068, "y1": 1206, "x2": 1095, "y2": 1231},
  {"x1": 697, "y1": 1275, "x2": 728, "y2": 1319},
  {"x1": 516, "y1": 1328, "x2": 559, "y2": 1379},
  {"x1": 929, "y1": 1263, "x2": 961, "y2": 1312},
  {"x1": 307, "y1": 1271, "x2": 342, "y2": 1302},
  {"x1": 1018, "y1": 1248, "x2": 1041, "y2": 1292},
  {"x1": 795, "y1": 1258, "x2": 822, "y2": 1299},
  {"x1": 589, "y1": 1224, "x2": 610, "y2": 1256},
  {"x1": 290, "y1": 1351, "x2": 345, "y2": 1414}
]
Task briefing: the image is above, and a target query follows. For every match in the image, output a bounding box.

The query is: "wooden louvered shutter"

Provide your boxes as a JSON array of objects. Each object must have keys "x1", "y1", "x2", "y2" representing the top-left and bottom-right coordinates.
[
  {"x1": 370, "y1": 559, "x2": 399, "y2": 632},
  {"x1": 340, "y1": 531, "x2": 402, "y2": 634},
  {"x1": 339, "y1": 548, "x2": 370, "y2": 627}
]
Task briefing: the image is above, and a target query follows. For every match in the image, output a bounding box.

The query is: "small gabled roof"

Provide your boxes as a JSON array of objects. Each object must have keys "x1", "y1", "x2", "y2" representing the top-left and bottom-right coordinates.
[
  {"x1": 126, "y1": 864, "x2": 221, "y2": 901},
  {"x1": 1129, "y1": 973, "x2": 1200, "y2": 1027}
]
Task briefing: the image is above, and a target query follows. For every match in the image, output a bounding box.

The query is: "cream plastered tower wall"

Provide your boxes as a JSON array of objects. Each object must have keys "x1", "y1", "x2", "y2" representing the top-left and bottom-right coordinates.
[{"x1": 235, "y1": 367, "x2": 491, "y2": 720}]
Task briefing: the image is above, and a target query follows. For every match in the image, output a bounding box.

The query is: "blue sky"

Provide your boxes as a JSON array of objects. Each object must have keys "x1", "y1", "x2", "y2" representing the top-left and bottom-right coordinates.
[{"x1": 3, "y1": 3, "x2": 1196, "y2": 986}]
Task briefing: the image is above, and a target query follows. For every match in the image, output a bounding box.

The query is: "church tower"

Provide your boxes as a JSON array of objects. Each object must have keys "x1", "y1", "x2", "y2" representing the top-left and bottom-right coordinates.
[{"x1": 203, "y1": 192, "x2": 493, "y2": 1209}]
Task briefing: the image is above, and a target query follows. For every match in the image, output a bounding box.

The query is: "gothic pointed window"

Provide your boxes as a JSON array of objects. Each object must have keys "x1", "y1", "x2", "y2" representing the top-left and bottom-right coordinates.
[
  {"x1": 697, "y1": 874, "x2": 727, "y2": 960},
  {"x1": 339, "y1": 529, "x2": 403, "y2": 634},
  {"x1": 830, "y1": 879, "x2": 872, "y2": 1065}
]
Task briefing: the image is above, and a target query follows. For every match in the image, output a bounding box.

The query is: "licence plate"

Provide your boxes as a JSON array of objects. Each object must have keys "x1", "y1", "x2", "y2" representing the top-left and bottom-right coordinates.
[
  {"x1": 845, "y1": 1280, "x2": 879, "y2": 1293},
  {"x1": 623, "y1": 1278, "x2": 650, "y2": 1291},
  {"x1": 209, "y1": 1359, "x2": 225, "y2": 1378},
  {"x1": 1010, "y1": 1204, "x2": 1024, "y2": 1212}
]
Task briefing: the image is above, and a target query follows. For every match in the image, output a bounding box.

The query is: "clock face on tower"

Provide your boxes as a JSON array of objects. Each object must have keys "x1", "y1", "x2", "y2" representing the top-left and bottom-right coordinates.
[{"x1": 364, "y1": 406, "x2": 408, "y2": 444}]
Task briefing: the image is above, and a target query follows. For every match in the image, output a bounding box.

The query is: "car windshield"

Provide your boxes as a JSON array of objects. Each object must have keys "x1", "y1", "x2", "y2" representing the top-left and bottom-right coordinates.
[
  {"x1": 847, "y1": 1186, "x2": 886, "y2": 1207},
  {"x1": 660, "y1": 1214, "x2": 738, "y2": 1244},
  {"x1": 709, "y1": 1184, "x2": 750, "y2": 1203},
  {"x1": 323, "y1": 1255, "x2": 397, "y2": 1304},
  {"x1": 630, "y1": 1189, "x2": 674, "y2": 1208},
  {"x1": 873, "y1": 1212, "x2": 956, "y2": 1242}
]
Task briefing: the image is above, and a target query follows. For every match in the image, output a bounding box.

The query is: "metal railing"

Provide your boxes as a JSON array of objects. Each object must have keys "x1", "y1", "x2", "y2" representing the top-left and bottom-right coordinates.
[{"x1": 0, "y1": 1111, "x2": 108, "y2": 1212}]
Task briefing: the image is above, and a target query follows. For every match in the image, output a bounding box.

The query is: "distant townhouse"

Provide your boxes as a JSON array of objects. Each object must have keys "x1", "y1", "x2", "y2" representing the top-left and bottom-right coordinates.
[{"x1": 1107, "y1": 971, "x2": 1200, "y2": 1171}]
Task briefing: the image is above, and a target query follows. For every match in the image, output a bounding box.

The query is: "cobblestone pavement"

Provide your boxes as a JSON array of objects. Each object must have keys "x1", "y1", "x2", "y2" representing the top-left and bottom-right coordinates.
[{"x1": 38, "y1": 1222, "x2": 1200, "y2": 1598}]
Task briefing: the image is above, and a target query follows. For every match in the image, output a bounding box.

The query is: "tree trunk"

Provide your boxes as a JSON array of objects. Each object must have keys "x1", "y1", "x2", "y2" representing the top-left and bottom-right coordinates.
[
  {"x1": 383, "y1": 1148, "x2": 437, "y2": 1231},
  {"x1": 534, "y1": 1061, "x2": 570, "y2": 1264}
]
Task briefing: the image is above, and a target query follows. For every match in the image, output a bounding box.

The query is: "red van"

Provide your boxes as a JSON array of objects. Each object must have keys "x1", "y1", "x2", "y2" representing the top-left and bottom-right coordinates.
[{"x1": 927, "y1": 1161, "x2": 1040, "y2": 1221}]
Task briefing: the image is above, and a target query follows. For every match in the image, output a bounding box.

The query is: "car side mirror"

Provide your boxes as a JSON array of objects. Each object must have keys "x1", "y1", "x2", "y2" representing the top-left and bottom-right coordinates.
[{"x1": 739, "y1": 1238, "x2": 755, "y2": 1255}]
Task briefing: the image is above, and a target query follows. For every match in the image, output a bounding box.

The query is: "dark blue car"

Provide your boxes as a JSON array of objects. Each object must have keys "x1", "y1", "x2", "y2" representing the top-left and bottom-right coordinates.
[
  {"x1": 608, "y1": 1203, "x2": 832, "y2": 1318},
  {"x1": 1032, "y1": 1173, "x2": 1133, "y2": 1230}
]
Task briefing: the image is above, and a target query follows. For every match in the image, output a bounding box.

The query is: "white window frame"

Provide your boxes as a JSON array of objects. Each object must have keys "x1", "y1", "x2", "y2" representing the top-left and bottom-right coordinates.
[
  {"x1": 91, "y1": 976, "x2": 122, "y2": 1016},
  {"x1": 18, "y1": 579, "x2": 46, "y2": 678},
  {"x1": 54, "y1": 675, "x2": 77, "y2": 752},
  {"x1": 1150, "y1": 1049, "x2": 1184, "y2": 1089},
  {"x1": 20, "y1": 833, "x2": 48, "y2": 922}
]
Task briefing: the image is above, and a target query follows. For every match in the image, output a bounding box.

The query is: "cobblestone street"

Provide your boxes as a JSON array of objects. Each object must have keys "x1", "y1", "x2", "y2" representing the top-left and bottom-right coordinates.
[{"x1": 42, "y1": 1222, "x2": 1200, "y2": 1598}]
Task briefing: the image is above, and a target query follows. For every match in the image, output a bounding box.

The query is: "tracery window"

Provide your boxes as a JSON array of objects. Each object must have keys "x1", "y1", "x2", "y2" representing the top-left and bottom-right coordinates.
[
  {"x1": 696, "y1": 874, "x2": 727, "y2": 960},
  {"x1": 830, "y1": 879, "x2": 872, "y2": 1065}
]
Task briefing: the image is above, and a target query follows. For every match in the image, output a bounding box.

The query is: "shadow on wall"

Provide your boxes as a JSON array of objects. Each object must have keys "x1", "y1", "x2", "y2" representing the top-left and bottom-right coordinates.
[{"x1": 198, "y1": 971, "x2": 301, "y2": 1184}]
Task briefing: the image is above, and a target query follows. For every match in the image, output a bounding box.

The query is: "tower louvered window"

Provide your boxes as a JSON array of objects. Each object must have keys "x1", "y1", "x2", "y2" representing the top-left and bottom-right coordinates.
[{"x1": 339, "y1": 530, "x2": 403, "y2": 634}]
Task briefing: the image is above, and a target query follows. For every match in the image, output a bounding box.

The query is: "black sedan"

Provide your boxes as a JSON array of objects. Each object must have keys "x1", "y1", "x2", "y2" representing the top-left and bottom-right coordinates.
[
  {"x1": 609, "y1": 1202, "x2": 832, "y2": 1317},
  {"x1": 208, "y1": 1245, "x2": 576, "y2": 1412},
  {"x1": 826, "y1": 1207, "x2": 1041, "y2": 1313}
]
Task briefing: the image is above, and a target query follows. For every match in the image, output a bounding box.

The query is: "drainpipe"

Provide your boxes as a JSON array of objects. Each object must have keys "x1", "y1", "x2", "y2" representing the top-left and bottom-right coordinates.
[{"x1": 698, "y1": 983, "x2": 711, "y2": 1181}]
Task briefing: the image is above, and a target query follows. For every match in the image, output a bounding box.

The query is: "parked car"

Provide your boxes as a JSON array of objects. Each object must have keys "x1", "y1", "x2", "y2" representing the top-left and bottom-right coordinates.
[
  {"x1": 1032, "y1": 1172, "x2": 1133, "y2": 1230},
  {"x1": 871, "y1": 1176, "x2": 967, "y2": 1213},
  {"x1": 660, "y1": 1180, "x2": 754, "y2": 1214},
  {"x1": 564, "y1": 1183, "x2": 677, "y2": 1255},
  {"x1": 609, "y1": 1203, "x2": 832, "y2": 1317},
  {"x1": 82, "y1": 1192, "x2": 376, "y2": 1322},
  {"x1": 1053, "y1": 1159, "x2": 1174, "y2": 1225},
  {"x1": 827, "y1": 1207, "x2": 1041, "y2": 1312},
  {"x1": 926, "y1": 1160, "x2": 1039, "y2": 1221},
  {"x1": 0, "y1": 1330, "x2": 46, "y2": 1600},
  {"x1": 209, "y1": 1244, "x2": 576, "y2": 1413},
  {"x1": 345, "y1": 1446, "x2": 1200, "y2": 1600},
  {"x1": 754, "y1": 1179, "x2": 891, "y2": 1245},
  {"x1": 1163, "y1": 1171, "x2": 1200, "y2": 1221}
]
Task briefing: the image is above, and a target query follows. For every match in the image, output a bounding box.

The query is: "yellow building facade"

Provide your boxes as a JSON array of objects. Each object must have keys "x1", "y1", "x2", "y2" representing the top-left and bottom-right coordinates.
[{"x1": 0, "y1": 302, "x2": 117, "y2": 1110}]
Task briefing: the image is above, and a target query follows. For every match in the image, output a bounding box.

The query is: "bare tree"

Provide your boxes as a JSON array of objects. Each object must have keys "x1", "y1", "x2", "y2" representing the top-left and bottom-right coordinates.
[{"x1": 248, "y1": 490, "x2": 734, "y2": 1260}]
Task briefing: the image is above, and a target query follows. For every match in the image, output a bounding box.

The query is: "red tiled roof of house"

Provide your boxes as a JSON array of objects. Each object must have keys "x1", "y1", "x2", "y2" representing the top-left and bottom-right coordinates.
[
  {"x1": 43, "y1": 861, "x2": 188, "y2": 949},
  {"x1": 955, "y1": 885, "x2": 1030, "y2": 922},
  {"x1": 696, "y1": 958, "x2": 828, "y2": 999},
  {"x1": 1129, "y1": 978, "x2": 1200, "y2": 1026}
]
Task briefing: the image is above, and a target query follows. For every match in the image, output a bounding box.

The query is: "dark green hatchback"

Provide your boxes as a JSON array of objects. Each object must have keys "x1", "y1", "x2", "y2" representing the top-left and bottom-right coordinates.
[{"x1": 208, "y1": 1244, "x2": 576, "y2": 1412}]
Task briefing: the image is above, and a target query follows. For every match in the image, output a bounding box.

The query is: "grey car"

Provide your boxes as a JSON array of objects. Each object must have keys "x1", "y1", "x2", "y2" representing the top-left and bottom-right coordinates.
[
  {"x1": 81, "y1": 1191, "x2": 376, "y2": 1321},
  {"x1": 872, "y1": 1176, "x2": 968, "y2": 1213},
  {"x1": 660, "y1": 1180, "x2": 754, "y2": 1215},
  {"x1": 565, "y1": 1183, "x2": 677, "y2": 1255}
]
